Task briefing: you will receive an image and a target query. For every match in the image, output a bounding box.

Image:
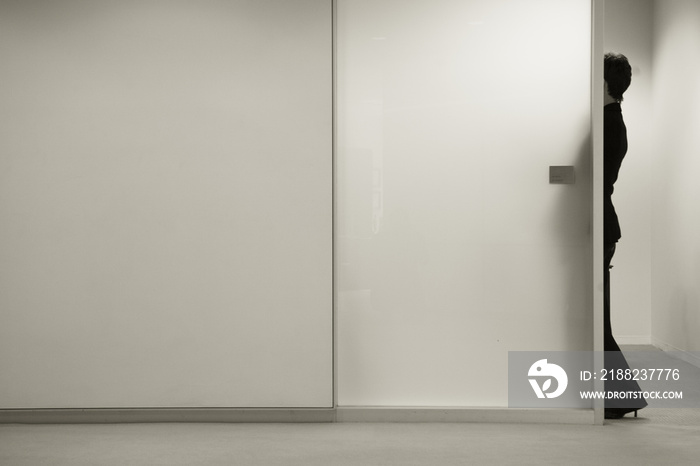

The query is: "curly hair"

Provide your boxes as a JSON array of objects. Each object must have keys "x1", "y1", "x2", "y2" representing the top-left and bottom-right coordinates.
[{"x1": 604, "y1": 53, "x2": 632, "y2": 102}]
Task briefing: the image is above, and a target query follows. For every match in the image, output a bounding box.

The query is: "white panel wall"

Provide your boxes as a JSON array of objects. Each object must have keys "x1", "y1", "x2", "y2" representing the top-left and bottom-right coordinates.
[
  {"x1": 337, "y1": 0, "x2": 593, "y2": 406},
  {"x1": 0, "y1": 0, "x2": 332, "y2": 408},
  {"x1": 650, "y1": 0, "x2": 700, "y2": 352}
]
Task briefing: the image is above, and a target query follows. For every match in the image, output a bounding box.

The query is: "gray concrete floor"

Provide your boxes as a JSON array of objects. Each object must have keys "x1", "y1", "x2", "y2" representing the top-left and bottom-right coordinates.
[
  {"x1": 2, "y1": 411, "x2": 700, "y2": 466},
  {"x1": 2, "y1": 346, "x2": 699, "y2": 465}
]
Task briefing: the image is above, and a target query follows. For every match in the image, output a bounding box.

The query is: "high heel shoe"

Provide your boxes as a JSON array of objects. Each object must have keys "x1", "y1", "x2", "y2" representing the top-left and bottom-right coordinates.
[{"x1": 604, "y1": 407, "x2": 640, "y2": 419}]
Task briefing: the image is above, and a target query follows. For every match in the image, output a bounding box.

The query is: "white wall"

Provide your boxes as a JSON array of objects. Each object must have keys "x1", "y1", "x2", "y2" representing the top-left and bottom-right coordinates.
[
  {"x1": 650, "y1": 0, "x2": 700, "y2": 353},
  {"x1": 337, "y1": 0, "x2": 594, "y2": 406},
  {"x1": 6, "y1": 0, "x2": 677, "y2": 411},
  {"x1": 605, "y1": 0, "x2": 700, "y2": 353},
  {"x1": 604, "y1": 0, "x2": 654, "y2": 344},
  {"x1": 0, "y1": 0, "x2": 332, "y2": 408}
]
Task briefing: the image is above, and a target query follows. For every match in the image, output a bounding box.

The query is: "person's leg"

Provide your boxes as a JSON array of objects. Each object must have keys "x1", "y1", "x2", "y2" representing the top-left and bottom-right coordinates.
[
  {"x1": 604, "y1": 243, "x2": 620, "y2": 352},
  {"x1": 603, "y1": 243, "x2": 647, "y2": 416}
]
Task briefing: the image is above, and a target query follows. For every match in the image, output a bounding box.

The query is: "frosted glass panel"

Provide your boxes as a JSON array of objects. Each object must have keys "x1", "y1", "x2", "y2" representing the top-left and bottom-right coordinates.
[{"x1": 337, "y1": 0, "x2": 592, "y2": 406}]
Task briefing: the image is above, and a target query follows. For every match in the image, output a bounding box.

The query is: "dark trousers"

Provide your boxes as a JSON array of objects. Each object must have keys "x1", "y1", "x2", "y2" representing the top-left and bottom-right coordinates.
[
  {"x1": 604, "y1": 243, "x2": 620, "y2": 353},
  {"x1": 603, "y1": 243, "x2": 647, "y2": 408}
]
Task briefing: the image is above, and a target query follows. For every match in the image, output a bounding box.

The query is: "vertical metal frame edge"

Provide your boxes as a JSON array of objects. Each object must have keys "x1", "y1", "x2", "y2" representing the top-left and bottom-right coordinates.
[
  {"x1": 331, "y1": 0, "x2": 339, "y2": 413},
  {"x1": 591, "y1": 0, "x2": 605, "y2": 425}
]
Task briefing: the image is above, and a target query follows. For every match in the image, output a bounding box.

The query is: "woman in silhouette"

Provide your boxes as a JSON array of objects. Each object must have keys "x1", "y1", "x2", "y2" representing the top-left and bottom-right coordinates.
[{"x1": 603, "y1": 52, "x2": 648, "y2": 419}]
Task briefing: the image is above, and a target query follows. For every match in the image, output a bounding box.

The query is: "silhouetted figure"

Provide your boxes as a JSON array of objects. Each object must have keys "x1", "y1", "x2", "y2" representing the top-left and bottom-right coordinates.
[{"x1": 603, "y1": 52, "x2": 647, "y2": 419}]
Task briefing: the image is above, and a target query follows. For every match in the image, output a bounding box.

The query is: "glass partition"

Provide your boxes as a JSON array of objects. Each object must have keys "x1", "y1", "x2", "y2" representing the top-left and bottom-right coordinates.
[{"x1": 337, "y1": 0, "x2": 593, "y2": 406}]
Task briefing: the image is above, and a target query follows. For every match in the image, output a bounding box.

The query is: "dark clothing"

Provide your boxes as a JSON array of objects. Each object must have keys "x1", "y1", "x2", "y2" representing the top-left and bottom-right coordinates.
[
  {"x1": 603, "y1": 101, "x2": 627, "y2": 352},
  {"x1": 603, "y1": 103, "x2": 647, "y2": 410},
  {"x1": 603, "y1": 244, "x2": 619, "y2": 352},
  {"x1": 604, "y1": 103, "x2": 627, "y2": 244}
]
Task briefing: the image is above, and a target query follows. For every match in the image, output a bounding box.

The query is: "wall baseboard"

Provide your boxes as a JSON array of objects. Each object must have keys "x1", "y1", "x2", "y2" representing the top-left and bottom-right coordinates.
[
  {"x1": 616, "y1": 335, "x2": 653, "y2": 346},
  {"x1": 0, "y1": 407, "x2": 596, "y2": 425},
  {"x1": 0, "y1": 408, "x2": 336, "y2": 424},
  {"x1": 652, "y1": 338, "x2": 700, "y2": 369},
  {"x1": 336, "y1": 407, "x2": 595, "y2": 424}
]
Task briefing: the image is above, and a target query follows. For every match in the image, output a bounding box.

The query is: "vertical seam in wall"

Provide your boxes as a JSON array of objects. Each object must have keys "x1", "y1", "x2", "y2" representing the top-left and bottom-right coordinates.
[
  {"x1": 331, "y1": 0, "x2": 338, "y2": 413},
  {"x1": 592, "y1": 0, "x2": 606, "y2": 425},
  {"x1": 592, "y1": 0, "x2": 604, "y2": 353}
]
